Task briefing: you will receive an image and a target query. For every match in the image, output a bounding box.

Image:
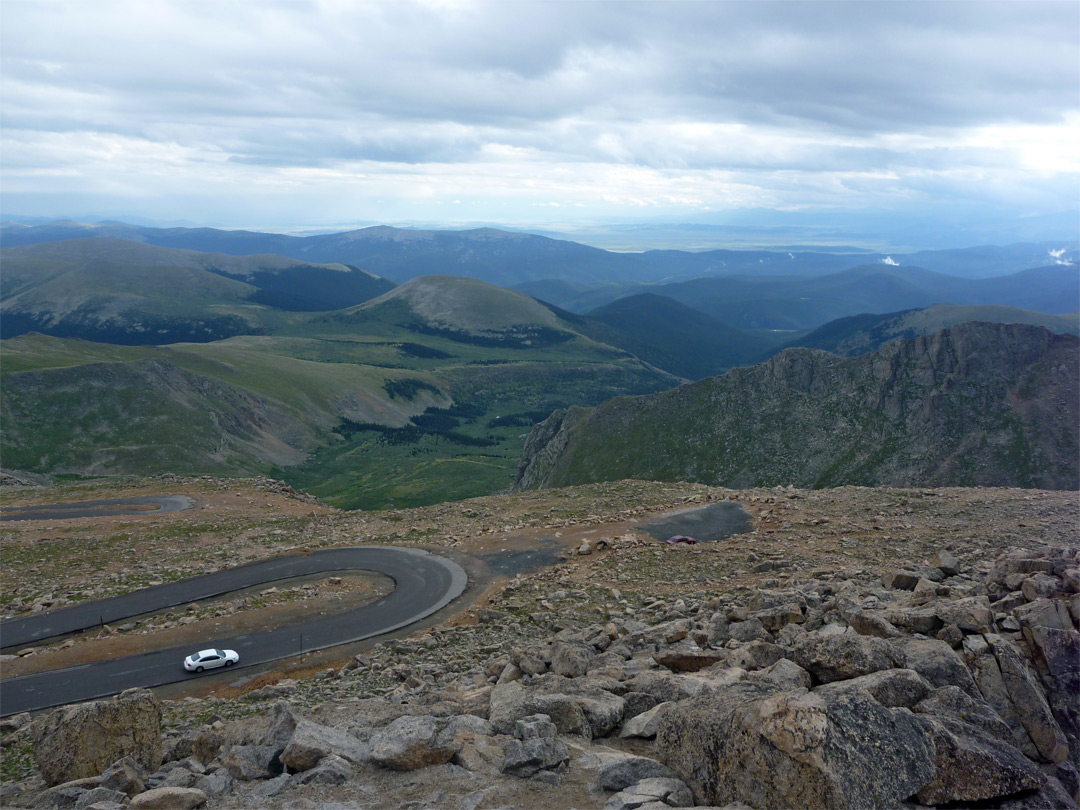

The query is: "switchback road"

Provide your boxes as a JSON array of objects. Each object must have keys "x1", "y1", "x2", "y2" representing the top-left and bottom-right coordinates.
[
  {"x1": 0, "y1": 496, "x2": 195, "y2": 522},
  {"x1": 0, "y1": 547, "x2": 467, "y2": 715}
]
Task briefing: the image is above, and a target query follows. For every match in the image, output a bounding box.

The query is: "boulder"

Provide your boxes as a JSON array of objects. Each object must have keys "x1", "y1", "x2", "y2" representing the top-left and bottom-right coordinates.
[
  {"x1": 500, "y1": 737, "x2": 569, "y2": 777},
  {"x1": 934, "y1": 550, "x2": 961, "y2": 577},
  {"x1": 551, "y1": 641, "x2": 594, "y2": 678},
  {"x1": 847, "y1": 611, "x2": 901, "y2": 639},
  {"x1": 488, "y1": 675, "x2": 625, "y2": 739},
  {"x1": 935, "y1": 596, "x2": 995, "y2": 633},
  {"x1": 728, "y1": 618, "x2": 766, "y2": 642},
  {"x1": 889, "y1": 637, "x2": 978, "y2": 696},
  {"x1": 292, "y1": 753, "x2": 352, "y2": 786},
  {"x1": 793, "y1": 633, "x2": 895, "y2": 684},
  {"x1": 33, "y1": 689, "x2": 163, "y2": 786},
  {"x1": 620, "y1": 702, "x2": 675, "y2": 739},
  {"x1": 914, "y1": 685, "x2": 1014, "y2": 743},
  {"x1": 657, "y1": 682, "x2": 935, "y2": 809},
  {"x1": 512, "y1": 714, "x2": 556, "y2": 741},
  {"x1": 596, "y1": 755, "x2": 678, "y2": 791},
  {"x1": 73, "y1": 787, "x2": 128, "y2": 809},
  {"x1": 882, "y1": 570, "x2": 921, "y2": 590},
  {"x1": 983, "y1": 633, "x2": 1069, "y2": 763},
  {"x1": 99, "y1": 756, "x2": 147, "y2": 797},
  {"x1": 128, "y1": 787, "x2": 207, "y2": 810},
  {"x1": 747, "y1": 658, "x2": 812, "y2": 691},
  {"x1": 1021, "y1": 573, "x2": 1061, "y2": 602},
  {"x1": 280, "y1": 719, "x2": 370, "y2": 772},
  {"x1": 882, "y1": 607, "x2": 943, "y2": 636},
  {"x1": 654, "y1": 649, "x2": 725, "y2": 673},
  {"x1": 192, "y1": 769, "x2": 233, "y2": 800},
  {"x1": 369, "y1": 715, "x2": 456, "y2": 770},
  {"x1": 219, "y1": 745, "x2": 281, "y2": 781},
  {"x1": 914, "y1": 715, "x2": 1045, "y2": 805},
  {"x1": 814, "y1": 668, "x2": 933, "y2": 708},
  {"x1": 602, "y1": 777, "x2": 693, "y2": 810}
]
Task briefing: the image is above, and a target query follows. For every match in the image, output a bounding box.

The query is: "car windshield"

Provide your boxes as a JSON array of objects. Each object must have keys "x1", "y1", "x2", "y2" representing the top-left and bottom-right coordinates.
[{"x1": 214, "y1": 649, "x2": 225, "y2": 657}]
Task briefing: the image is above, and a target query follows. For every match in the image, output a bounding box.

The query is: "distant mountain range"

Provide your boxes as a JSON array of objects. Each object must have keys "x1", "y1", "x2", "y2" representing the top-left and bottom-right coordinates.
[
  {"x1": 575, "y1": 264, "x2": 1080, "y2": 331},
  {"x1": 514, "y1": 322, "x2": 1079, "y2": 491},
  {"x1": 0, "y1": 238, "x2": 394, "y2": 343},
  {"x1": 2, "y1": 219, "x2": 1075, "y2": 289},
  {"x1": 778, "y1": 303, "x2": 1079, "y2": 357},
  {"x1": 3, "y1": 224, "x2": 1078, "y2": 507}
]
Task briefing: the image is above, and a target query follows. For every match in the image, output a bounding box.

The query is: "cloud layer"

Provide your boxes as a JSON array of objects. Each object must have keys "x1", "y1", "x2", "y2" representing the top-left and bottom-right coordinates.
[{"x1": 2, "y1": 0, "x2": 1078, "y2": 230}]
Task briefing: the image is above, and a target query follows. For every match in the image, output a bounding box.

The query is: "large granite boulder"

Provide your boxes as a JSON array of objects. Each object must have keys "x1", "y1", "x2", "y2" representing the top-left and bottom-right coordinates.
[
  {"x1": 33, "y1": 689, "x2": 163, "y2": 786},
  {"x1": 489, "y1": 675, "x2": 625, "y2": 739},
  {"x1": 369, "y1": 715, "x2": 456, "y2": 770},
  {"x1": 657, "y1": 682, "x2": 935, "y2": 809},
  {"x1": 792, "y1": 633, "x2": 895, "y2": 684},
  {"x1": 280, "y1": 719, "x2": 370, "y2": 772},
  {"x1": 914, "y1": 715, "x2": 1045, "y2": 805}
]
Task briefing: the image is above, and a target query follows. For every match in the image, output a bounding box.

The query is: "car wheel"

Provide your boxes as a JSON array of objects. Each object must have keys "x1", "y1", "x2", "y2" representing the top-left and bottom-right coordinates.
[
  {"x1": 195, "y1": 666, "x2": 203, "y2": 672},
  {"x1": 226, "y1": 660, "x2": 234, "y2": 666}
]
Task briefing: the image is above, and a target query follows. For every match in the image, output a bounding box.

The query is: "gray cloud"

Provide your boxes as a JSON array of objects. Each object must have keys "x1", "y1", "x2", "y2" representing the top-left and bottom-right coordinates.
[{"x1": 1, "y1": 0, "x2": 1077, "y2": 227}]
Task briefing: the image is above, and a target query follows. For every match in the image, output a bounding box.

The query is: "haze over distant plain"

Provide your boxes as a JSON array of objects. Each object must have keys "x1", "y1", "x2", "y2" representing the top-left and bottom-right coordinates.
[{"x1": 2, "y1": 0, "x2": 1077, "y2": 245}]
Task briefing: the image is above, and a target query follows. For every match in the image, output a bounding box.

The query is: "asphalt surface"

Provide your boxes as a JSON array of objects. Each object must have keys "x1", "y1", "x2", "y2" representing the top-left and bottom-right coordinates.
[
  {"x1": 0, "y1": 496, "x2": 195, "y2": 522},
  {"x1": 637, "y1": 501, "x2": 753, "y2": 542},
  {"x1": 0, "y1": 547, "x2": 467, "y2": 716}
]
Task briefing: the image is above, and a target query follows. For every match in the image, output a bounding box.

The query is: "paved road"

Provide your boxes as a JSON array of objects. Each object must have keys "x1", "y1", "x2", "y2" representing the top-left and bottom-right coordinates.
[
  {"x1": 0, "y1": 547, "x2": 467, "y2": 715},
  {"x1": 637, "y1": 501, "x2": 753, "y2": 542},
  {"x1": 0, "y1": 496, "x2": 195, "y2": 522}
]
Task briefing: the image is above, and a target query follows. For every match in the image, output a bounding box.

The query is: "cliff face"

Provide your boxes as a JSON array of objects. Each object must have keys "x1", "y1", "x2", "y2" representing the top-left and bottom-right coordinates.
[{"x1": 514, "y1": 322, "x2": 1079, "y2": 491}]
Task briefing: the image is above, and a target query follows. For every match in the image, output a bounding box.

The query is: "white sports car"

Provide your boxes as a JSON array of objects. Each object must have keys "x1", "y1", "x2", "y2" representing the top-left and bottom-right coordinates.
[{"x1": 183, "y1": 648, "x2": 239, "y2": 672}]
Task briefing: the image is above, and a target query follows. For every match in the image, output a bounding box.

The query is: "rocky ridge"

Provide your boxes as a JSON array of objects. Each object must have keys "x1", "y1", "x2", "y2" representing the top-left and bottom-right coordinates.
[
  {"x1": 4, "y1": 541, "x2": 1078, "y2": 810},
  {"x1": 514, "y1": 322, "x2": 1080, "y2": 491}
]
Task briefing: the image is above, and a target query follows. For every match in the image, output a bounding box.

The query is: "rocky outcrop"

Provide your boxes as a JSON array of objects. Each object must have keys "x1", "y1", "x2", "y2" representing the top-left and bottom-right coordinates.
[
  {"x1": 514, "y1": 323, "x2": 1080, "y2": 491},
  {"x1": 32, "y1": 688, "x2": 163, "y2": 786},
  {"x1": 10, "y1": 543, "x2": 1078, "y2": 810}
]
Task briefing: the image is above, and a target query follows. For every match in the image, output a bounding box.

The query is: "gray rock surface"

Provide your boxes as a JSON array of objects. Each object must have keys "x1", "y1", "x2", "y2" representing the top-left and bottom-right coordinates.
[
  {"x1": 279, "y1": 719, "x2": 370, "y2": 771},
  {"x1": 658, "y1": 683, "x2": 935, "y2": 809},
  {"x1": 32, "y1": 689, "x2": 163, "y2": 787},
  {"x1": 369, "y1": 715, "x2": 456, "y2": 771}
]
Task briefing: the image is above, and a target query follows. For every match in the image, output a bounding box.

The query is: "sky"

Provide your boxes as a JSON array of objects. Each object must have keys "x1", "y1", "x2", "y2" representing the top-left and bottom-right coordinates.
[{"x1": 2, "y1": 0, "x2": 1078, "y2": 241}]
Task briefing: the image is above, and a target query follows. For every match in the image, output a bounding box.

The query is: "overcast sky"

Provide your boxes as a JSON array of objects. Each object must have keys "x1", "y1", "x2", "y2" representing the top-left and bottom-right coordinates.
[{"x1": 2, "y1": 0, "x2": 1078, "y2": 235}]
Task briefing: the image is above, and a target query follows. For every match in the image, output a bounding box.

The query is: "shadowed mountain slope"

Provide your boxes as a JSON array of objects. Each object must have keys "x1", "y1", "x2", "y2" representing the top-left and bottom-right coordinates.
[
  {"x1": 514, "y1": 322, "x2": 1079, "y2": 492},
  {"x1": 581, "y1": 293, "x2": 778, "y2": 379}
]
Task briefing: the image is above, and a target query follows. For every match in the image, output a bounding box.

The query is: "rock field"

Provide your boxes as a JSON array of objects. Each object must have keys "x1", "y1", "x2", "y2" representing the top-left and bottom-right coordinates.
[{"x1": 0, "y1": 477, "x2": 1077, "y2": 809}]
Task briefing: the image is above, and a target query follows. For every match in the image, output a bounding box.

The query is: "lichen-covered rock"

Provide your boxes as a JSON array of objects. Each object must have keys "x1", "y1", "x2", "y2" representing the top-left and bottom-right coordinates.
[
  {"x1": 500, "y1": 737, "x2": 569, "y2": 777},
  {"x1": 792, "y1": 633, "x2": 895, "y2": 684},
  {"x1": 596, "y1": 754, "x2": 678, "y2": 791},
  {"x1": 32, "y1": 689, "x2": 163, "y2": 786},
  {"x1": 219, "y1": 745, "x2": 281, "y2": 781},
  {"x1": 984, "y1": 633, "x2": 1069, "y2": 763},
  {"x1": 657, "y1": 682, "x2": 935, "y2": 809},
  {"x1": 280, "y1": 719, "x2": 370, "y2": 772},
  {"x1": 292, "y1": 753, "x2": 352, "y2": 786},
  {"x1": 99, "y1": 756, "x2": 147, "y2": 797},
  {"x1": 602, "y1": 776, "x2": 693, "y2": 810},
  {"x1": 890, "y1": 637, "x2": 978, "y2": 695},
  {"x1": 488, "y1": 675, "x2": 625, "y2": 739},
  {"x1": 369, "y1": 715, "x2": 455, "y2": 771},
  {"x1": 551, "y1": 641, "x2": 594, "y2": 678},
  {"x1": 915, "y1": 715, "x2": 1045, "y2": 805},
  {"x1": 814, "y1": 668, "x2": 933, "y2": 708}
]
